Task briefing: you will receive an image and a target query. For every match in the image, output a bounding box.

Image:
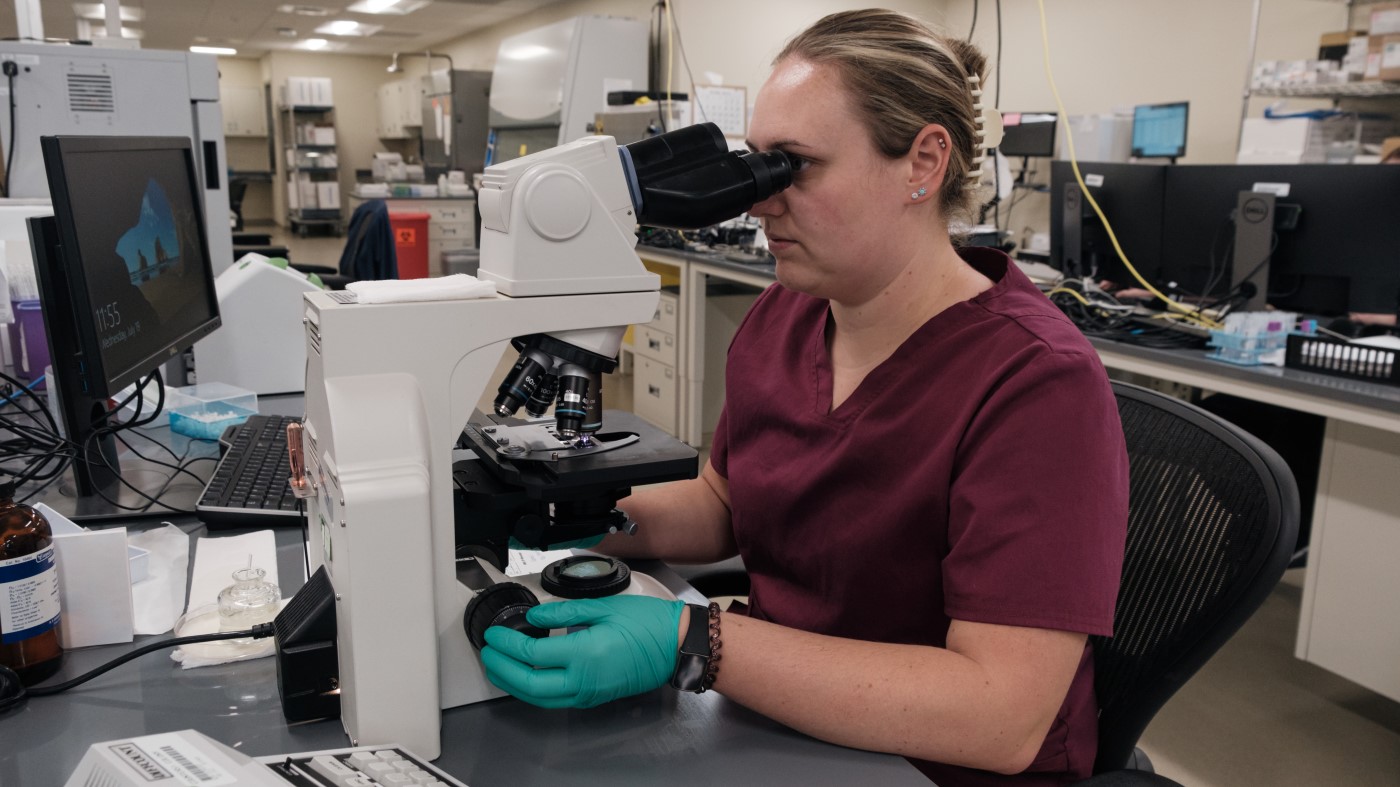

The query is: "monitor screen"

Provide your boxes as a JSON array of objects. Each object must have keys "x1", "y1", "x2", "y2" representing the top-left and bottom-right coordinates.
[
  {"x1": 998, "y1": 112, "x2": 1058, "y2": 158},
  {"x1": 40, "y1": 136, "x2": 220, "y2": 394},
  {"x1": 1131, "y1": 102, "x2": 1189, "y2": 160}
]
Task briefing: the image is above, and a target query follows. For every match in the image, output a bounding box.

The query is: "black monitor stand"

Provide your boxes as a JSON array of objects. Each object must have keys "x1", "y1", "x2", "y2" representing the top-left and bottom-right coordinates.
[
  {"x1": 26, "y1": 215, "x2": 217, "y2": 523},
  {"x1": 1232, "y1": 191, "x2": 1275, "y2": 312}
]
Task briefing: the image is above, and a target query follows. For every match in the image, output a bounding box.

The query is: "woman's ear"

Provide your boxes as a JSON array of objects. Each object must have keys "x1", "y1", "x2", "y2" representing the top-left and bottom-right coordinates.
[{"x1": 908, "y1": 123, "x2": 952, "y2": 196}]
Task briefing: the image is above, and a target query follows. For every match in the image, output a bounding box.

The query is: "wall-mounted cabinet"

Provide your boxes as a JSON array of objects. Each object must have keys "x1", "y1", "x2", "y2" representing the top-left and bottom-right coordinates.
[
  {"x1": 377, "y1": 78, "x2": 424, "y2": 140},
  {"x1": 221, "y1": 84, "x2": 267, "y2": 137}
]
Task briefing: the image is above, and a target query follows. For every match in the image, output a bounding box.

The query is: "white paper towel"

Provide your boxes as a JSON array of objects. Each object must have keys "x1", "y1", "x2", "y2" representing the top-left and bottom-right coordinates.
[{"x1": 127, "y1": 524, "x2": 190, "y2": 636}]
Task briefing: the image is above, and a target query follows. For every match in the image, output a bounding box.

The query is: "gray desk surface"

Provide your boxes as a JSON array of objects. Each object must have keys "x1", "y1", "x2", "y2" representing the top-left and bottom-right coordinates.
[
  {"x1": 4, "y1": 486, "x2": 927, "y2": 786},
  {"x1": 1088, "y1": 336, "x2": 1400, "y2": 424}
]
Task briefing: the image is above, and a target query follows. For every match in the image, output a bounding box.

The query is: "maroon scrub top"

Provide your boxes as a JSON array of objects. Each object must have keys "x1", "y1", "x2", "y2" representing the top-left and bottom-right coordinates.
[{"x1": 712, "y1": 247, "x2": 1128, "y2": 785}]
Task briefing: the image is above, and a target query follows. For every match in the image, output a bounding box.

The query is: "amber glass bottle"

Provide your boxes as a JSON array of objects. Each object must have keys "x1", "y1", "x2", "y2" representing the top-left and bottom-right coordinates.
[{"x1": 0, "y1": 476, "x2": 63, "y2": 685}]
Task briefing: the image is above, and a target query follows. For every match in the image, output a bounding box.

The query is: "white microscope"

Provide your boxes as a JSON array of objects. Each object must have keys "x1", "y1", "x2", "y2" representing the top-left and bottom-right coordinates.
[{"x1": 291, "y1": 123, "x2": 792, "y2": 759}]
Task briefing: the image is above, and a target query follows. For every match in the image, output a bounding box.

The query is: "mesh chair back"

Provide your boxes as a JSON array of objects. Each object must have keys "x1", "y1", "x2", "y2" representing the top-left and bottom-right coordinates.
[{"x1": 1093, "y1": 382, "x2": 1299, "y2": 773}]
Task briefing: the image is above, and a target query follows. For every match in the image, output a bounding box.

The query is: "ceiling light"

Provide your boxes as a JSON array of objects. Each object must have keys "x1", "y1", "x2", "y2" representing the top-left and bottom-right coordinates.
[
  {"x1": 278, "y1": 4, "x2": 331, "y2": 16},
  {"x1": 347, "y1": 0, "x2": 430, "y2": 14},
  {"x1": 502, "y1": 44, "x2": 550, "y2": 61},
  {"x1": 301, "y1": 38, "x2": 330, "y2": 50},
  {"x1": 314, "y1": 20, "x2": 382, "y2": 36},
  {"x1": 277, "y1": 27, "x2": 299, "y2": 38},
  {"x1": 191, "y1": 46, "x2": 238, "y2": 56},
  {"x1": 72, "y1": 3, "x2": 142, "y2": 22}
]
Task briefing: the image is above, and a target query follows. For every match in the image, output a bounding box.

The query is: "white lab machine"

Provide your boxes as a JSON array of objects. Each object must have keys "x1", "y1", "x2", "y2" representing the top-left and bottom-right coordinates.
[
  {"x1": 192, "y1": 256, "x2": 321, "y2": 395},
  {"x1": 0, "y1": 41, "x2": 234, "y2": 274},
  {"x1": 296, "y1": 124, "x2": 794, "y2": 759},
  {"x1": 65, "y1": 729, "x2": 467, "y2": 787},
  {"x1": 487, "y1": 15, "x2": 647, "y2": 164},
  {"x1": 1058, "y1": 112, "x2": 1134, "y2": 163}
]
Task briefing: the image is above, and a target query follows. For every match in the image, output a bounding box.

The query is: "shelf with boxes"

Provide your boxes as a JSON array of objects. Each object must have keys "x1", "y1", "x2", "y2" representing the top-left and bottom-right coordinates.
[
  {"x1": 1242, "y1": 2, "x2": 1400, "y2": 162},
  {"x1": 280, "y1": 77, "x2": 343, "y2": 237}
]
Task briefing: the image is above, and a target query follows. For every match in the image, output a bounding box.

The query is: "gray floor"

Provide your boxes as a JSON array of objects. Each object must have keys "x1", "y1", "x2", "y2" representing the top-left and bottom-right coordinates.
[{"x1": 274, "y1": 228, "x2": 1400, "y2": 787}]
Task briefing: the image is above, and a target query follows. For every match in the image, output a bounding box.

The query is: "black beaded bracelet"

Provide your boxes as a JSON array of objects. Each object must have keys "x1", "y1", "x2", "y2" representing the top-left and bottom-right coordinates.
[{"x1": 702, "y1": 601, "x2": 722, "y2": 691}]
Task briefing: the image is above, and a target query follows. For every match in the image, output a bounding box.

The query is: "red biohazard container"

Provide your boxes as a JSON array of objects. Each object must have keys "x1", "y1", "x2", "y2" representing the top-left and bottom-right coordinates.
[{"x1": 388, "y1": 212, "x2": 431, "y2": 279}]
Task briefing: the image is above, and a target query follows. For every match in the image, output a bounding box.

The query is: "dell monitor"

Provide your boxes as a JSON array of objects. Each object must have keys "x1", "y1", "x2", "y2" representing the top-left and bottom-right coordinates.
[
  {"x1": 1131, "y1": 102, "x2": 1189, "y2": 162},
  {"x1": 1158, "y1": 164, "x2": 1400, "y2": 316},
  {"x1": 28, "y1": 135, "x2": 221, "y2": 521},
  {"x1": 998, "y1": 112, "x2": 1058, "y2": 158}
]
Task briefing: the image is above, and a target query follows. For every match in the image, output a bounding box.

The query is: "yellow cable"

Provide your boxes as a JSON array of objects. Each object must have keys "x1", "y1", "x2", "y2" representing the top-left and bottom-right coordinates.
[
  {"x1": 1046, "y1": 287, "x2": 1091, "y2": 306},
  {"x1": 666, "y1": 1, "x2": 675, "y2": 109},
  {"x1": 1033, "y1": 0, "x2": 1221, "y2": 331}
]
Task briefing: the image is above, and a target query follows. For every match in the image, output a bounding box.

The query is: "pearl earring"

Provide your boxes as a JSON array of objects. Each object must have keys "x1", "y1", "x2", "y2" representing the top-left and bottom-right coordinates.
[
  {"x1": 911, "y1": 186, "x2": 927, "y2": 200},
  {"x1": 938, "y1": 138, "x2": 947, "y2": 149}
]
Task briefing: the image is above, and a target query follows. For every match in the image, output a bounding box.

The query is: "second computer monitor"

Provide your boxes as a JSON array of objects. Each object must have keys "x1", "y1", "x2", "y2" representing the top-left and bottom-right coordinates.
[
  {"x1": 1131, "y1": 102, "x2": 1189, "y2": 162},
  {"x1": 998, "y1": 112, "x2": 1058, "y2": 158}
]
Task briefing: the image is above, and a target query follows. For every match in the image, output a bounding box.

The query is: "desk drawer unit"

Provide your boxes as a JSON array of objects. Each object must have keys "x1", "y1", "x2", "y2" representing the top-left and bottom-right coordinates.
[
  {"x1": 633, "y1": 356, "x2": 678, "y2": 434},
  {"x1": 650, "y1": 290, "x2": 679, "y2": 336},
  {"x1": 632, "y1": 324, "x2": 678, "y2": 366}
]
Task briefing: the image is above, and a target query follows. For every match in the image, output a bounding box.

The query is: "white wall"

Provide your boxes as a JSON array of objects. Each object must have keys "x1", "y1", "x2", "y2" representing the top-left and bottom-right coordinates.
[
  {"x1": 937, "y1": 0, "x2": 1350, "y2": 241},
  {"x1": 217, "y1": 57, "x2": 275, "y2": 224},
  {"x1": 434, "y1": 0, "x2": 952, "y2": 124}
]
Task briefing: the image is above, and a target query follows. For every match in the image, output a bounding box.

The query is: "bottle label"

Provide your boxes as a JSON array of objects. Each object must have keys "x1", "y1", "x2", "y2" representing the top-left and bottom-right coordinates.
[{"x1": 0, "y1": 545, "x2": 61, "y2": 644}]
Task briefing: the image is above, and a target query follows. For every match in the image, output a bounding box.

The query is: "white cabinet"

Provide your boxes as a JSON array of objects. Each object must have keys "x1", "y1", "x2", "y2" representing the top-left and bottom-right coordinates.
[
  {"x1": 628, "y1": 290, "x2": 681, "y2": 435},
  {"x1": 221, "y1": 84, "x2": 266, "y2": 137},
  {"x1": 377, "y1": 79, "x2": 424, "y2": 139}
]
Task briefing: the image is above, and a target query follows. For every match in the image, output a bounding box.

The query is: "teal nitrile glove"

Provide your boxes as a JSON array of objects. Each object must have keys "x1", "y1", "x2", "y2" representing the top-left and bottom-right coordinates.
[{"x1": 480, "y1": 595, "x2": 684, "y2": 709}]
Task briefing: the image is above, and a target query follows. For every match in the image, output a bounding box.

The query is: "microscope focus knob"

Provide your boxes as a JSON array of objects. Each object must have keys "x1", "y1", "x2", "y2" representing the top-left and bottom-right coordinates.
[{"x1": 463, "y1": 582, "x2": 547, "y2": 650}]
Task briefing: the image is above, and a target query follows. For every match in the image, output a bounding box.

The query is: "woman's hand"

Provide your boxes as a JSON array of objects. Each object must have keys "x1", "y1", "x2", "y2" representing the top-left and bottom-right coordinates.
[{"x1": 481, "y1": 596, "x2": 685, "y2": 708}]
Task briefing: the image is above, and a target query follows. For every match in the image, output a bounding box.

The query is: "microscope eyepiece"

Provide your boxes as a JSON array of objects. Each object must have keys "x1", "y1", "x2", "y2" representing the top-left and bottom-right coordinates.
[{"x1": 620, "y1": 122, "x2": 795, "y2": 230}]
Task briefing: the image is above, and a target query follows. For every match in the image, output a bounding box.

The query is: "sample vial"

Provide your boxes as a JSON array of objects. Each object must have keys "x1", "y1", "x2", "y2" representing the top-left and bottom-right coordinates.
[
  {"x1": 217, "y1": 566, "x2": 281, "y2": 632},
  {"x1": 0, "y1": 476, "x2": 63, "y2": 685}
]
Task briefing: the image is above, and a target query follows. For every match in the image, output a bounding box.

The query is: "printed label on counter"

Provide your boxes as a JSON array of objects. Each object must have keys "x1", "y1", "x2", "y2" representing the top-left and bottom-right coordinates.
[
  {"x1": 0, "y1": 545, "x2": 60, "y2": 644},
  {"x1": 111, "y1": 733, "x2": 235, "y2": 786}
]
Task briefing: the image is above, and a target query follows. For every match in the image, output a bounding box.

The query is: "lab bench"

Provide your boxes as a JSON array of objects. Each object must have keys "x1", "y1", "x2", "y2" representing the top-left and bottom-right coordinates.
[{"x1": 2, "y1": 467, "x2": 927, "y2": 785}]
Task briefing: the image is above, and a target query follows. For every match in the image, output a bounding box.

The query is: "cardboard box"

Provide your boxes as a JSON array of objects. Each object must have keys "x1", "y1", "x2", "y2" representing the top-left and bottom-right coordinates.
[
  {"x1": 316, "y1": 181, "x2": 340, "y2": 210},
  {"x1": 1371, "y1": 2, "x2": 1400, "y2": 35},
  {"x1": 1382, "y1": 34, "x2": 1400, "y2": 81},
  {"x1": 1319, "y1": 30, "x2": 1362, "y2": 61}
]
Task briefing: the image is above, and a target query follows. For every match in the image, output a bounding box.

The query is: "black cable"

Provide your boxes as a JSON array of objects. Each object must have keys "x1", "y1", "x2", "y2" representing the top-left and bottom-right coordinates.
[
  {"x1": 968, "y1": 0, "x2": 979, "y2": 39},
  {"x1": 2, "y1": 60, "x2": 15, "y2": 198},
  {"x1": 0, "y1": 624, "x2": 275, "y2": 713},
  {"x1": 666, "y1": 0, "x2": 707, "y2": 123}
]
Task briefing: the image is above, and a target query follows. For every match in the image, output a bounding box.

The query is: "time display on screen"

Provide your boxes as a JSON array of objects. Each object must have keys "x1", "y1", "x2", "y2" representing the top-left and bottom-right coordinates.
[{"x1": 94, "y1": 302, "x2": 122, "y2": 332}]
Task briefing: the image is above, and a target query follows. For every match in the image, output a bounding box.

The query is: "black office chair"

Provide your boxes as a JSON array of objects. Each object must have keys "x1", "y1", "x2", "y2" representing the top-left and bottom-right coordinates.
[
  {"x1": 679, "y1": 381, "x2": 1298, "y2": 785},
  {"x1": 229, "y1": 178, "x2": 249, "y2": 231},
  {"x1": 1089, "y1": 381, "x2": 1298, "y2": 777}
]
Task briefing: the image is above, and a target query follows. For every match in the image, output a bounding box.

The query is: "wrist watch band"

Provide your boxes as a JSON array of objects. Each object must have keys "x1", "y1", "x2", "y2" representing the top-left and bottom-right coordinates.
[{"x1": 669, "y1": 604, "x2": 712, "y2": 693}]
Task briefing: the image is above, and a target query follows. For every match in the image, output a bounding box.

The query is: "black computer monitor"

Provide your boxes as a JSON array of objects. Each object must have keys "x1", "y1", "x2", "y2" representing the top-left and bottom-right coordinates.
[
  {"x1": 1131, "y1": 102, "x2": 1189, "y2": 162},
  {"x1": 1159, "y1": 164, "x2": 1400, "y2": 315},
  {"x1": 1049, "y1": 161, "x2": 1168, "y2": 286},
  {"x1": 28, "y1": 135, "x2": 221, "y2": 520},
  {"x1": 998, "y1": 112, "x2": 1058, "y2": 158}
]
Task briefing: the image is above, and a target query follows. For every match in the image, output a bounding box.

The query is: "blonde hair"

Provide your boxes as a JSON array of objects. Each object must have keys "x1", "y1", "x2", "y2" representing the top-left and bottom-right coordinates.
[{"x1": 776, "y1": 8, "x2": 988, "y2": 220}]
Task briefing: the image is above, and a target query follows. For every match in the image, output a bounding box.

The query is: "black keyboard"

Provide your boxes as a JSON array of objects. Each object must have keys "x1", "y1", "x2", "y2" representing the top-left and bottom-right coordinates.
[{"x1": 197, "y1": 414, "x2": 304, "y2": 529}]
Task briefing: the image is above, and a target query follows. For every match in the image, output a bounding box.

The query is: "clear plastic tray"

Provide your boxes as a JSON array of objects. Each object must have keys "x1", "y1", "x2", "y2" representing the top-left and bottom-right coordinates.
[{"x1": 171, "y1": 600, "x2": 287, "y2": 668}]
